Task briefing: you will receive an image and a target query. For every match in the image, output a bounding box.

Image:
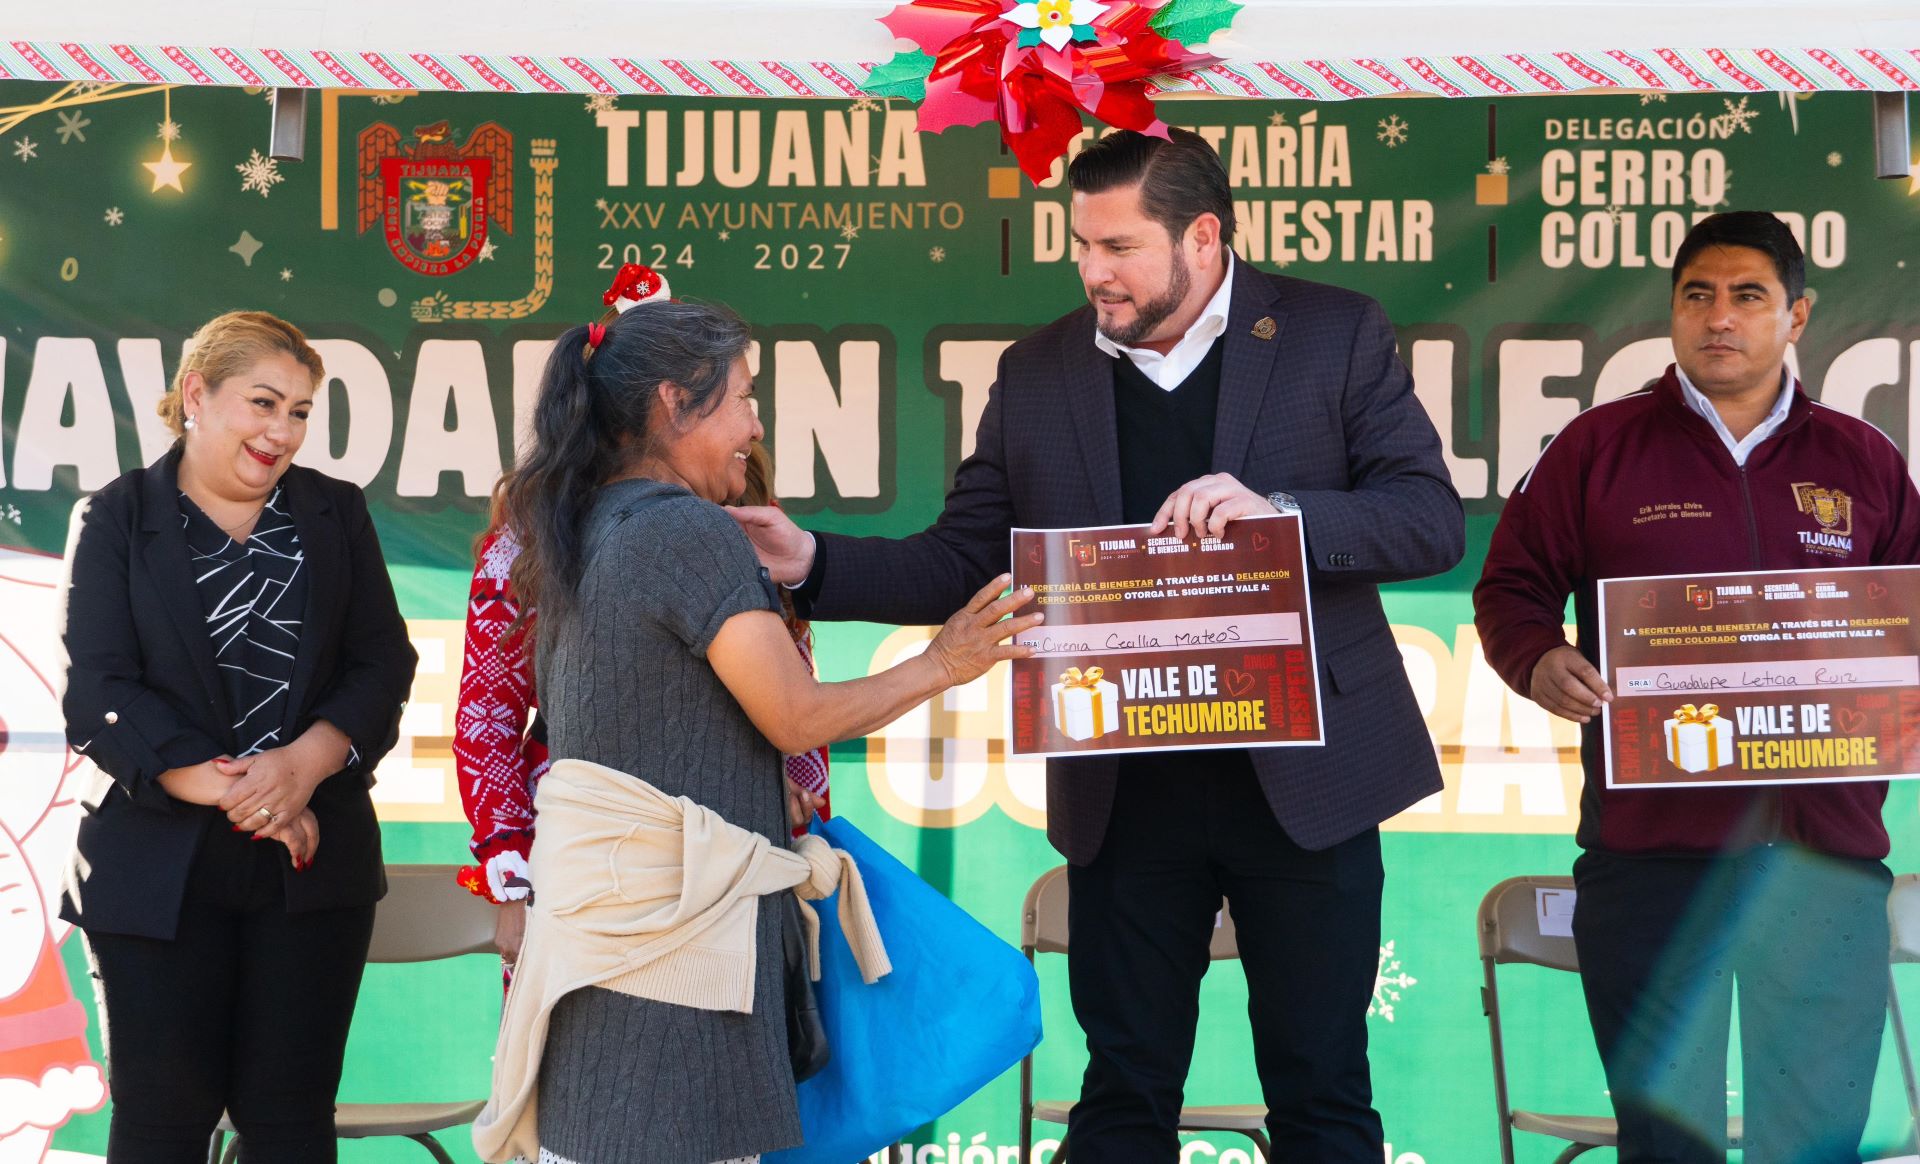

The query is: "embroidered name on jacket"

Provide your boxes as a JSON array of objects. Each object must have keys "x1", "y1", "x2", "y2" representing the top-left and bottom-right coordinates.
[{"x1": 1792, "y1": 481, "x2": 1855, "y2": 556}]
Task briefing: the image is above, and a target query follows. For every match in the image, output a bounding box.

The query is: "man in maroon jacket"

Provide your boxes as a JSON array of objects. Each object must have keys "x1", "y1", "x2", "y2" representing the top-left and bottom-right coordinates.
[{"x1": 1475, "y1": 211, "x2": 1920, "y2": 1163}]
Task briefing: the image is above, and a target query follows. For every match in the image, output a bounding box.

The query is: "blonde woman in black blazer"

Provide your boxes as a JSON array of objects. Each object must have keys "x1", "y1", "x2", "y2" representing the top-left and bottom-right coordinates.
[{"x1": 56, "y1": 311, "x2": 416, "y2": 1164}]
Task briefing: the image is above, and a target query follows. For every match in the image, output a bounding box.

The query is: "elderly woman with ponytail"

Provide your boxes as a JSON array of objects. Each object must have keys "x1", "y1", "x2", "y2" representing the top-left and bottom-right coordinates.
[
  {"x1": 56, "y1": 311, "x2": 417, "y2": 1163},
  {"x1": 471, "y1": 271, "x2": 1038, "y2": 1164}
]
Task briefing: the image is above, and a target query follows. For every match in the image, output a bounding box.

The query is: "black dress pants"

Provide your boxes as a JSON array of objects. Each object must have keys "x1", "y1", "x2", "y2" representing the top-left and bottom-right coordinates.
[
  {"x1": 1572, "y1": 845, "x2": 1890, "y2": 1164},
  {"x1": 83, "y1": 822, "x2": 376, "y2": 1164},
  {"x1": 1064, "y1": 760, "x2": 1385, "y2": 1162}
]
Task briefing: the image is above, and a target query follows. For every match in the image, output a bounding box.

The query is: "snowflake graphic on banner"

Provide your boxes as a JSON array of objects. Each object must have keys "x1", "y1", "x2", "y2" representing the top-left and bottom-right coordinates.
[
  {"x1": 1713, "y1": 97, "x2": 1759, "y2": 136},
  {"x1": 583, "y1": 94, "x2": 617, "y2": 115},
  {"x1": 1371, "y1": 940, "x2": 1417, "y2": 1022},
  {"x1": 1376, "y1": 114, "x2": 1409, "y2": 148},
  {"x1": 236, "y1": 150, "x2": 284, "y2": 197},
  {"x1": 12, "y1": 136, "x2": 36, "y2": 162},
  {"x1": 1486, "y1": 156, "x2": 1510, "y2": 176},
  {"x1": 55, "y1": 110, "x2": 89, "y2": 144}
]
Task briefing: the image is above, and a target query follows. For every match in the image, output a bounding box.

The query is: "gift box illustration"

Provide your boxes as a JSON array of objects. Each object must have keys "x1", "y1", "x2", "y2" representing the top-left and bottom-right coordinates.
[
  {"x1": 1052, "y1": 666, "x2": 1119, "y2": 742},
  {"x1": 1664, "y1": 702, "x2": 1734, "y2": 773}
]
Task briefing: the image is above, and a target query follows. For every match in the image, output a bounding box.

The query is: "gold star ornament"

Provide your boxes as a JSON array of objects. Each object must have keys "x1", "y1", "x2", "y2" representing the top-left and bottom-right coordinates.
[{"x1": 144, "y1": 144, "x2": 191, "y2": 193}]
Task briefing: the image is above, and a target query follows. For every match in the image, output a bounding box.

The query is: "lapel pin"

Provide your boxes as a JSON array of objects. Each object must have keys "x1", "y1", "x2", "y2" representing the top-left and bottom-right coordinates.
[{"x1": 1251, "y1": 316, "x2": 1277, "y2": 340}]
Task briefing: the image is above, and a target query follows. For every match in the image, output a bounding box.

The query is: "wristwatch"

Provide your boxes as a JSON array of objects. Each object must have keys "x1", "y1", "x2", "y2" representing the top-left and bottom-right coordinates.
[{"x1": 1266, "y1": 491, "x2": 1300, "y2": 514}]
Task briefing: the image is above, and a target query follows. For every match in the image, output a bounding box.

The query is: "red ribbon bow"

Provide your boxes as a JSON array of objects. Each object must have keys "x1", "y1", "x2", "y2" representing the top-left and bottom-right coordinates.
[
  {"x1": 585, "y1": 321, "x2": 608, "y2": 351},
  {"x1": 602, "y1": 262, "x2": 664, "y2": 307}
]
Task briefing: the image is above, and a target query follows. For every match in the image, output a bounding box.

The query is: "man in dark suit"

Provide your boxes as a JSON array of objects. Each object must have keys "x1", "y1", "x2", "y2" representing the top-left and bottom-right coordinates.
[{"x1": 734, "y1": 129, "x2": 1462, "y2": 1161}]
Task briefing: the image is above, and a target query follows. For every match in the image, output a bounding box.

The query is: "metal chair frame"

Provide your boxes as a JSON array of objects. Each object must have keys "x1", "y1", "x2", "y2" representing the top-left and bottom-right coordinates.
[
  {"x1": 1478, "y1": 874, "x2": 1743, "y2": 1164},
  {"x1": 207, "y1": 863, "x2": 499, "y2": 1164},
  {"x1": 1017, "y1": 865, "x2": 1272, "y2": 1163}
]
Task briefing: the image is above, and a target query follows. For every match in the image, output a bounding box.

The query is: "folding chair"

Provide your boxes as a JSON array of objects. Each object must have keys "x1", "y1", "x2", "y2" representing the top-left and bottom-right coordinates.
[
  {"x1": 1479, "y1": 874, "x2": 1743, "y2": 1164},
  {"x1": 209, "y1": 864, "x2": 500, "y2": 1164},
  {"x1": 1017, "y1": 865, "x2": 1270, "y2": 1163}
]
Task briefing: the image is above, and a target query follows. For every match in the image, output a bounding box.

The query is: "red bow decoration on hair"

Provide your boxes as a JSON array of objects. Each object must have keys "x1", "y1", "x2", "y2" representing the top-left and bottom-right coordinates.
[
  {"x1": 874, "y1": 0, "x2": 1223, "y2": 183},
  {"x1": 603, "y1": 262, "x2": 664, "y2": 308}
]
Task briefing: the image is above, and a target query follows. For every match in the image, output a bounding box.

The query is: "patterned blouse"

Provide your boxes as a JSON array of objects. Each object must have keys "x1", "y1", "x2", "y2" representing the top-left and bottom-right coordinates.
[
  {"x1": 179, "y1": 487, "x2": 306, "y2": 757},
  {"x1": 453, "y1": 528, "x2": 829, "y2": 906}
]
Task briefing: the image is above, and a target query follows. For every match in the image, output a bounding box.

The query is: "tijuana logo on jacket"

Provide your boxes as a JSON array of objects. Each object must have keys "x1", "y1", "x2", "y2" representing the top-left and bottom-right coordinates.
[{"x1": 1792, "y1": 481, "x2": 1854, "y2": 556}]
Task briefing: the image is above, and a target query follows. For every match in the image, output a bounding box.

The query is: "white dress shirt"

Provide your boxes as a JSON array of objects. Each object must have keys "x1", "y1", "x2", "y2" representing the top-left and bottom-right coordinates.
[
  {"x1": 1674, "y1": 364, "x2": 1796, "y2": 467},
  {"x1": 1092, "y1": 254, "x2": 1236, "y2": 391}
]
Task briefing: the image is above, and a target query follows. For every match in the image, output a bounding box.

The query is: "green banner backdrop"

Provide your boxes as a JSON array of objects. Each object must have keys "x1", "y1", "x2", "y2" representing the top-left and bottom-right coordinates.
[{"x1": 2, "y1": 80, "x2": 1919, "y2": 1163}]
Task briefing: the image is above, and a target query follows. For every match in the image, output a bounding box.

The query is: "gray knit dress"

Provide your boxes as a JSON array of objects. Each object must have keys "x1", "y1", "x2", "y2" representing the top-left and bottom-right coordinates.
[{"x1": 532, "y1": 478, "x2": 800, "y2": 1164}]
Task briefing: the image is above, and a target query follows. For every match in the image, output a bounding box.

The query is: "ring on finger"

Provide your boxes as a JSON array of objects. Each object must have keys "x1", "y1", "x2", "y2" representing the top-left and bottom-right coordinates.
[{"x1": 257, "y1": 806, "x2": 278, "y2": 823}]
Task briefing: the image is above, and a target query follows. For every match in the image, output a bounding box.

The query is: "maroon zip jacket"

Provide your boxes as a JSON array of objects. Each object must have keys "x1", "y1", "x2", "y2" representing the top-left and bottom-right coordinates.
[{"x1": 1474, "y1": 366, "x2": 1920, "y2": 858}]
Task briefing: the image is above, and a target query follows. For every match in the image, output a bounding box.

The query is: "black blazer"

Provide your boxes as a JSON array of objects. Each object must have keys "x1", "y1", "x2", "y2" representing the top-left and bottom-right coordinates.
[
  {"x1": 807, "y1": 262, "x2": 1465, "y2": 864},
  {"x1": 57, "y1": 447, "x2": 417, "y2": 939}
]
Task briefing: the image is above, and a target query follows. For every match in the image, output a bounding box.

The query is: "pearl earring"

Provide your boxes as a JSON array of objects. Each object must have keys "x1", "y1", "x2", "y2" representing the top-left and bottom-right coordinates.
[{"x1": 184, "y1": 414, "x2": 197, "y2": 430}]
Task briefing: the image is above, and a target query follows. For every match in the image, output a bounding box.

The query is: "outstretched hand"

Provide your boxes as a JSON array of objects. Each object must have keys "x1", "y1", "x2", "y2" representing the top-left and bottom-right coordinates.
[{"x1": 924, "y1": 574, "x2": 1042, "y2": 687}]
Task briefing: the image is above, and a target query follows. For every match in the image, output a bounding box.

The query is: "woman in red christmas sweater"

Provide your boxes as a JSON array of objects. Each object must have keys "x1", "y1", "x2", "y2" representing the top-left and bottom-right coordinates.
[{"x1": 454, "y1": 267, "x2": 829, "y2": 978}]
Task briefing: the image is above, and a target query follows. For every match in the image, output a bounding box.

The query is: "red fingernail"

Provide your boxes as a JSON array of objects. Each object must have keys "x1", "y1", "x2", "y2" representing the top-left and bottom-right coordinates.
[
  {"x1": 231, "y1": 825, "x2": 242, "y2": 832},
  {"x1": 249, "y1": 834, "x2": 262, "y2": 842}
]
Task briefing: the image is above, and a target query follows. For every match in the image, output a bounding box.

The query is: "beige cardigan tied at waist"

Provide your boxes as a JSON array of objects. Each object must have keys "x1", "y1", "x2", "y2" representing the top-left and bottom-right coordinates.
[{"x1": 472, "y1": 757, "x2": 890, "y2": 1164}]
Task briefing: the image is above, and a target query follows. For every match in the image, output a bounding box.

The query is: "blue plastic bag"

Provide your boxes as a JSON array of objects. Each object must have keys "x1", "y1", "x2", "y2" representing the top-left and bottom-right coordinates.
[{"x1": 766, "y1": 816, "x2": 1043, "y2": 1164}]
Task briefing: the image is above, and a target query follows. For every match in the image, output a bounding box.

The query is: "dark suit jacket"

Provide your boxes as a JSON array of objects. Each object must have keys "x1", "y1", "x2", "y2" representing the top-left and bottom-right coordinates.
[
  {"x1": 808, "y1": 261, "x2": 1464, "y2": 864},
  {"x1": 57, "y1": 447, "x2": 418, "y2": 939}
]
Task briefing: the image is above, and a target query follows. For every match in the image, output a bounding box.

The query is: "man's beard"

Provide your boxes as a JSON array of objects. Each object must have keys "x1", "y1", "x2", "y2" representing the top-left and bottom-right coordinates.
[{"x1": 1094, "y1": 256, "x2": 1191, "y2": 347}]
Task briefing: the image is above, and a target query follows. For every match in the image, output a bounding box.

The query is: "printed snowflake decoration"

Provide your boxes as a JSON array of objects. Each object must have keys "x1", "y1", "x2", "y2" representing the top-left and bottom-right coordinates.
[
  {"x1": 55, "y1": 111, "x2": 90, "y2": 144},
  {"x1": 103, "y1": 206, "x2": 124, "y2": 226},
  {"x1": 840, "y1": 224, "x2": 861, "y2": 241},
  {"x1": 1370, "y1": 940, "x2": 1417, "y2": 1022},
  {"x1": 12, "y1": 136, "x2": 37, "y2": 161},
  {"x1": 1486, "y1": 156, "x2": 1510, "y2": 176},
  {"x1": 1827, "y1": 151, "x2": 1843, "y2": 168},
  {"x1": 236, "y1": 149, "x2": 285, "y2": 198},
  {"x1": 1001, "y1": 0, "x2": 1111, "y2": 51},
  {"x1": 1712, "y1": 96, "x2": 1759, "y2": 136},
  {"x1": 1640, "y1": 92, "x2": 1669, "y2": 105},
  {"x1": 1376, "y1": 114, "x2": 1409, "y2": 148},
  {"x1": 929, "y1": 246, "x2": 947, "y2": 263},
  {"x1": 1606, "y1": 204, "x2": 1623, "y2": 223},
  {"x1": 279, "y1": 268, "x2": 293, "y2": 282},
  {"x1": 594, "y1": 197, "x2": 610, "y2": 211},
  {"x1": 156, "y1": 119, "x2": 181, "y2": 142},
  {"x1": 849, "y1": 97, "x2": 882, "y2": 113},
  {"x1": 1269, "y1": 111, "x2": 1288, "y2": 126},
  {"x1": 583, "y1": 94, "x2": 618, "y2": 114},
  {"x1": 3, "y1": 504, "x2": 21, "y2": 525}
]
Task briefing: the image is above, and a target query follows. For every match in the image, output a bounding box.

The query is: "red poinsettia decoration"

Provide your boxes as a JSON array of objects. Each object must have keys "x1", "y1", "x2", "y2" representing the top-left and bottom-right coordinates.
[{"x1": 874, "y1": 0, "x2": 1224, "y2": 182}]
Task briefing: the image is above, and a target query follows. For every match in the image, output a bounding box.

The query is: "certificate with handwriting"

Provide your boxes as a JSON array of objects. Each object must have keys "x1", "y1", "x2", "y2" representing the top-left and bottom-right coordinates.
[
  {"x1": 1007, "y1": 515, "x2": 1323, "y2": 757},
  {"x1": 1598, "y1": 565, "x2": 1920, "y2": 788}
]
